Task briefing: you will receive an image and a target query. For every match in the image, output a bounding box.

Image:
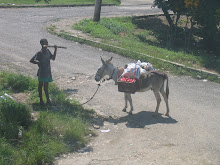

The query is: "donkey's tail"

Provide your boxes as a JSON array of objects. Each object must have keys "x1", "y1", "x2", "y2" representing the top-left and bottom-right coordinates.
[
  {"x1": 150, "y1": 70, "x2": 169, "y2": 98},
  {"x1": 165, "y1": 74, "x2": 169, "y2": 99}
]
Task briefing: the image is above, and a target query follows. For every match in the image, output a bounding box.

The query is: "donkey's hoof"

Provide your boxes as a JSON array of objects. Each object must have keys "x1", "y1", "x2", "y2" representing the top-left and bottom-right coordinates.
[
  {"x1": 165, "y1": 113, "x2": 169, "y2": 117},
  {"x1": 128, "y1": 111, "x2": 133, "y2": 115},
  {"x1": 122, "y1": 108, "x2": 126, "y2": 112}
]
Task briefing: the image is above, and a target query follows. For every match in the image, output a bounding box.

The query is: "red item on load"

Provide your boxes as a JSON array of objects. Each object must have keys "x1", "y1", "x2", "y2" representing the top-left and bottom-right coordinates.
[
  {"x1": 118, "y1": 76, "x2": 137, "y2": 94},
  {"x1": 120, "y1": 77, "x2": 136, "y2": 83}
]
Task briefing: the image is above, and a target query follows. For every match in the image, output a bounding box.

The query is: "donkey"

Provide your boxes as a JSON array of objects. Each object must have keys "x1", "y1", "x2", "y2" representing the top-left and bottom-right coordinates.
[{"x1": 95, "y1": 57, "x2": 170, "y2": 116}]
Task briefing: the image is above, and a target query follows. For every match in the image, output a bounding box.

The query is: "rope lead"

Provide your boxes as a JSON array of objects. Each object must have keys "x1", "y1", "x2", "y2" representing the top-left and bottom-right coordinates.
[
  {"x1": 80, "y1": 83, "x2": 101, "y2": 105},
  {"x1": 49, "y1": 82, "x2": 101, "y2": 107}
]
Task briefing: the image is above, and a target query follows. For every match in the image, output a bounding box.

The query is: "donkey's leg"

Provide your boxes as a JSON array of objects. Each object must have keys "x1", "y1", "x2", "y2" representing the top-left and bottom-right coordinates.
[
  {"x1": 122, "y1": 93, "x2": 128, "y2": 112},
  {"x1": 160, "y1": 86, "x2": 170, "y2": 116},
  {"x1": 127, "y1": 93, "x2": 134, "y2": 115},
  {"x1": 153, "y1": 90, "x2": 161, "y2": 117}
]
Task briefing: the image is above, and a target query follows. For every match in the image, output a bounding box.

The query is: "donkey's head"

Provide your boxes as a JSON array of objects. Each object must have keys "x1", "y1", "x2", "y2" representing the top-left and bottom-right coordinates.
[{"x1": 95, "y1": 57, "x2": 113, "y2": 82}]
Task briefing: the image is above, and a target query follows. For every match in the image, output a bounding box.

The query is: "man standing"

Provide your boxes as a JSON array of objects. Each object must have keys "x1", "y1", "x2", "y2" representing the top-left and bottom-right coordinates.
[{"x1": 30, "y1": 39, "x2": 57, "y2": 105}]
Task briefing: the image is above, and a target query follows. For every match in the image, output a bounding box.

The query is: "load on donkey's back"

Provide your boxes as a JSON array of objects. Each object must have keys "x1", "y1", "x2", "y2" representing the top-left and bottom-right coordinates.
[{"x1": 118, "y1": 60, "x2": 154, "y2": 94}]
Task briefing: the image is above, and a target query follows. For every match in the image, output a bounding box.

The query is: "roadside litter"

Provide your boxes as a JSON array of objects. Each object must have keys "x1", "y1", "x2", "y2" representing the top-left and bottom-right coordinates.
[
  {"x1": 0, "y1": 93, "x2": 14, "y2": 100},
  {"x1": 100, "y1": 129, "x2": 110, "y2": 133}
]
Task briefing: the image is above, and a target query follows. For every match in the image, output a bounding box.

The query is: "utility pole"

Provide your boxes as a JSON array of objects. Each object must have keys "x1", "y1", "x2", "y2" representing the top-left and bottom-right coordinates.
[{"x1": 93, "y1": 0, "x2": 102, "y2": 22}]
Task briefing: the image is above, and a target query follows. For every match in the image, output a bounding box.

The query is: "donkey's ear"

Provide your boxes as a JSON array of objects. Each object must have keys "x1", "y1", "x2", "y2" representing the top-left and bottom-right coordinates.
[
  {"x1": 101, "y1": 56, "x2": 105, "y2": 65},
  {"x1": 106, "y1": 57, "x2": 113, "y2": 63}
]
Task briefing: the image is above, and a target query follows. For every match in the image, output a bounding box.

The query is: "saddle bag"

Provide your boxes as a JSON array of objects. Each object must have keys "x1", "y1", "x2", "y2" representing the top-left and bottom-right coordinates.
[{"x1": 117, "y1": 77, "x2": 137, "y2": 94}]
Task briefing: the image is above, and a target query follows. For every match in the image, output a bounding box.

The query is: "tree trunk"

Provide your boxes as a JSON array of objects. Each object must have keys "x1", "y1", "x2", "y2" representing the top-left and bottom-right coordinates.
[
  {"x1": 172, "y1": 13, "x2": 180, "y2": 48},
  {"x1": 184, "y1": 16, "x2": 189, "y2": 49},
  {"x1": 175, "y1": 13, "x2": 180, "y2": 27},
  {"x1": 93, "y1": 0, "x2": 102, "y2": 22},
  {"x1": 203, "y1": 12, "x2": 217, "y2": 51},
  {"x1": 187, "y1": 17, "x2": 194, "y2": 50},
  {"x1": 157, "y1": 0, "x2": 174, "y2": 29}
]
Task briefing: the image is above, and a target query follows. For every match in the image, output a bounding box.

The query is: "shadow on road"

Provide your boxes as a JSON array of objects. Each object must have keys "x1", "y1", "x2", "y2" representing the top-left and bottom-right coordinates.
[{"x1": 106, "y1": 111, "x2": 178, "y2": 128}]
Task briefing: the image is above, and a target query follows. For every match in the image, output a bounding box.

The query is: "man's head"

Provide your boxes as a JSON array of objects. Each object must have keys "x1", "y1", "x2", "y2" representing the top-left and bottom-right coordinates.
[{"x1": 40, "y1": 39, "x2": 48, "y2": 48}]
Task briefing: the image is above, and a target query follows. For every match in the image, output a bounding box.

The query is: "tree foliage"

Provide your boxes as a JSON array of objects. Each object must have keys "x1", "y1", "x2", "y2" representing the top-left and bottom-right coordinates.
[
  {"x1": 191, "y1": 0, "x2": 220, "y2": 50},
  {"x1": 154, "y1": 0, "x2": 220, "y2": 52}
]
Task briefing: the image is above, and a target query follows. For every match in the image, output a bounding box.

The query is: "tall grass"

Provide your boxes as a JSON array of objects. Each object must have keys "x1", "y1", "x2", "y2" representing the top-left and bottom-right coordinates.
[
  {"x1": 0, "y1": 72, "x2": 96, "y2": 164},
  {"x1": 73, "y1": 17, "x2": 205, "y2": 68},
  {"x1": 15, "y1": 124, "x2": 68, "y2": 165},
  {"x1": 71, "y1": 16, "x2": 220, "y2": 82},
  {"x1": 0, "y1": 138, "x2": 15, "y2": 165},
  {"x1": 35, "y1": 112, "x2": 90, "y2": 145},
  {"x1": 0, "y1": 99, "x2": 31, "y2": 139},
  {"x1": 74, "y1": 18, "x2": 135, "y2": 39},
  {"x1": 0, "y1": 72, "x2": 37, "y2": 92}
]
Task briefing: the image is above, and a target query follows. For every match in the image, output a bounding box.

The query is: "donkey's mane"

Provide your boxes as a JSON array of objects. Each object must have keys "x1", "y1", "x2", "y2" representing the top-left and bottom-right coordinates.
[{"x1": 106, "y1": 61, "x2": 113, "y2": 65}]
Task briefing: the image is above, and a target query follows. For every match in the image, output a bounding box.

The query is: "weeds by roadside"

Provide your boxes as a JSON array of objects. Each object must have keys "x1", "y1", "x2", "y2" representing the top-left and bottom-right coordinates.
[
  {"x1": 73, "y1": 17, "x2": 220, "y2": 73},
  {"x1": 48, "y1": 16, "x2": 220, "y2": 83},
  {"x1": 0, "y1": 72, "x2": 98, "y2": 165},
  {"x1": 0, "y1": 72, "x2": 37, "y2": 93}
]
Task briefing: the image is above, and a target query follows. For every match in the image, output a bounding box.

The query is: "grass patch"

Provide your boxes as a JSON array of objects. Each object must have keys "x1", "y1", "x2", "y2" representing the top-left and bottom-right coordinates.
[
  {"x1": 67, "y1": 16, "x2": 220, "y2": 82},
  {"x1": 0, "y1": 72, "x2": 38, "y2": 93},
  {"x1": 0, "y1": 72, "x2": 99, "y2": 164},
  {"x1": 0, "y1": 99, "x2": 31, "y2": 139},
  {"x1": 53, "y1": 30, "x2": 220, "y2": 83},
  {"x1": 35, "y1": 111, "x2": 90, "y2": 144},
  {"x1": 73, "y1": 17, "x2": 219, "y2": 71},
  {"x1": 0, "y1": 0, "x2": 120, "y2": 5},
  {"x1": 15, "y1": 131, "x2": 67, "y2": 165},
  {"x1": 0, "y1": 138, "x2": 15, "y2": 165}
]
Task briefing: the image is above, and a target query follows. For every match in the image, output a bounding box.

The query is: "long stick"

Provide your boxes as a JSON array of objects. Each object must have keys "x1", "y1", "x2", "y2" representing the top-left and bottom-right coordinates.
[{"x1": 43, "y1": 45, "x2": 67, "y2": 49}]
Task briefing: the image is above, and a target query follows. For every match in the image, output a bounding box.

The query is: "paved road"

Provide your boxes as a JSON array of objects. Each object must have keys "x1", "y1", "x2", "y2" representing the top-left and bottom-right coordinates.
[
  {"x1": 0, "y1": 2, "x2": 219, "y2": 165},
  {"x1": 121, "y1": 0, "x2": 155, "y2": 5}
]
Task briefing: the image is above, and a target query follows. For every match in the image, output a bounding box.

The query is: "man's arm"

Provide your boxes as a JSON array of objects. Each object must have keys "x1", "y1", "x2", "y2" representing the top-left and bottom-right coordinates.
[
  {"x1": 52, "y1": 46, "x2": 57, "y2": 60},
  {"x1": 30, "y1": 54, "x2": 40, "y2": 66}
]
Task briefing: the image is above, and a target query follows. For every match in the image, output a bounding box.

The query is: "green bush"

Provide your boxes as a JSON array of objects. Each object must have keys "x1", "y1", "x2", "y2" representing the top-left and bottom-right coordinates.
[
  {"x1": 74, "y1": 17, "x2": 135, "y2": 39},
  {"x1": 34, "y1": 112, "x2": 90, "y2": 145},
  {"x1": 49, "y1": 83, "x2": 69, "y2": 105},
  {"x1": 0, "y1": 72, "x2": 96, "y2": 164},
  {"x1": 90, "y1": 24, "x2": 114, "y2": 39},
  {"x1": 16, "y1": 129, "x2": 67, "y2": 165},
  {"x1": 0, "y1": 138, "x2": 15, "y2": 165},
  {"x1": 0, "y1": 99, "x2": 31, "y2": 139},
  {"x1": 99, "y1": 18, "x2": 135, "y2": 35},
  {"x1": 0, "y1": 72, "x2": 37, "y2": 92}
]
